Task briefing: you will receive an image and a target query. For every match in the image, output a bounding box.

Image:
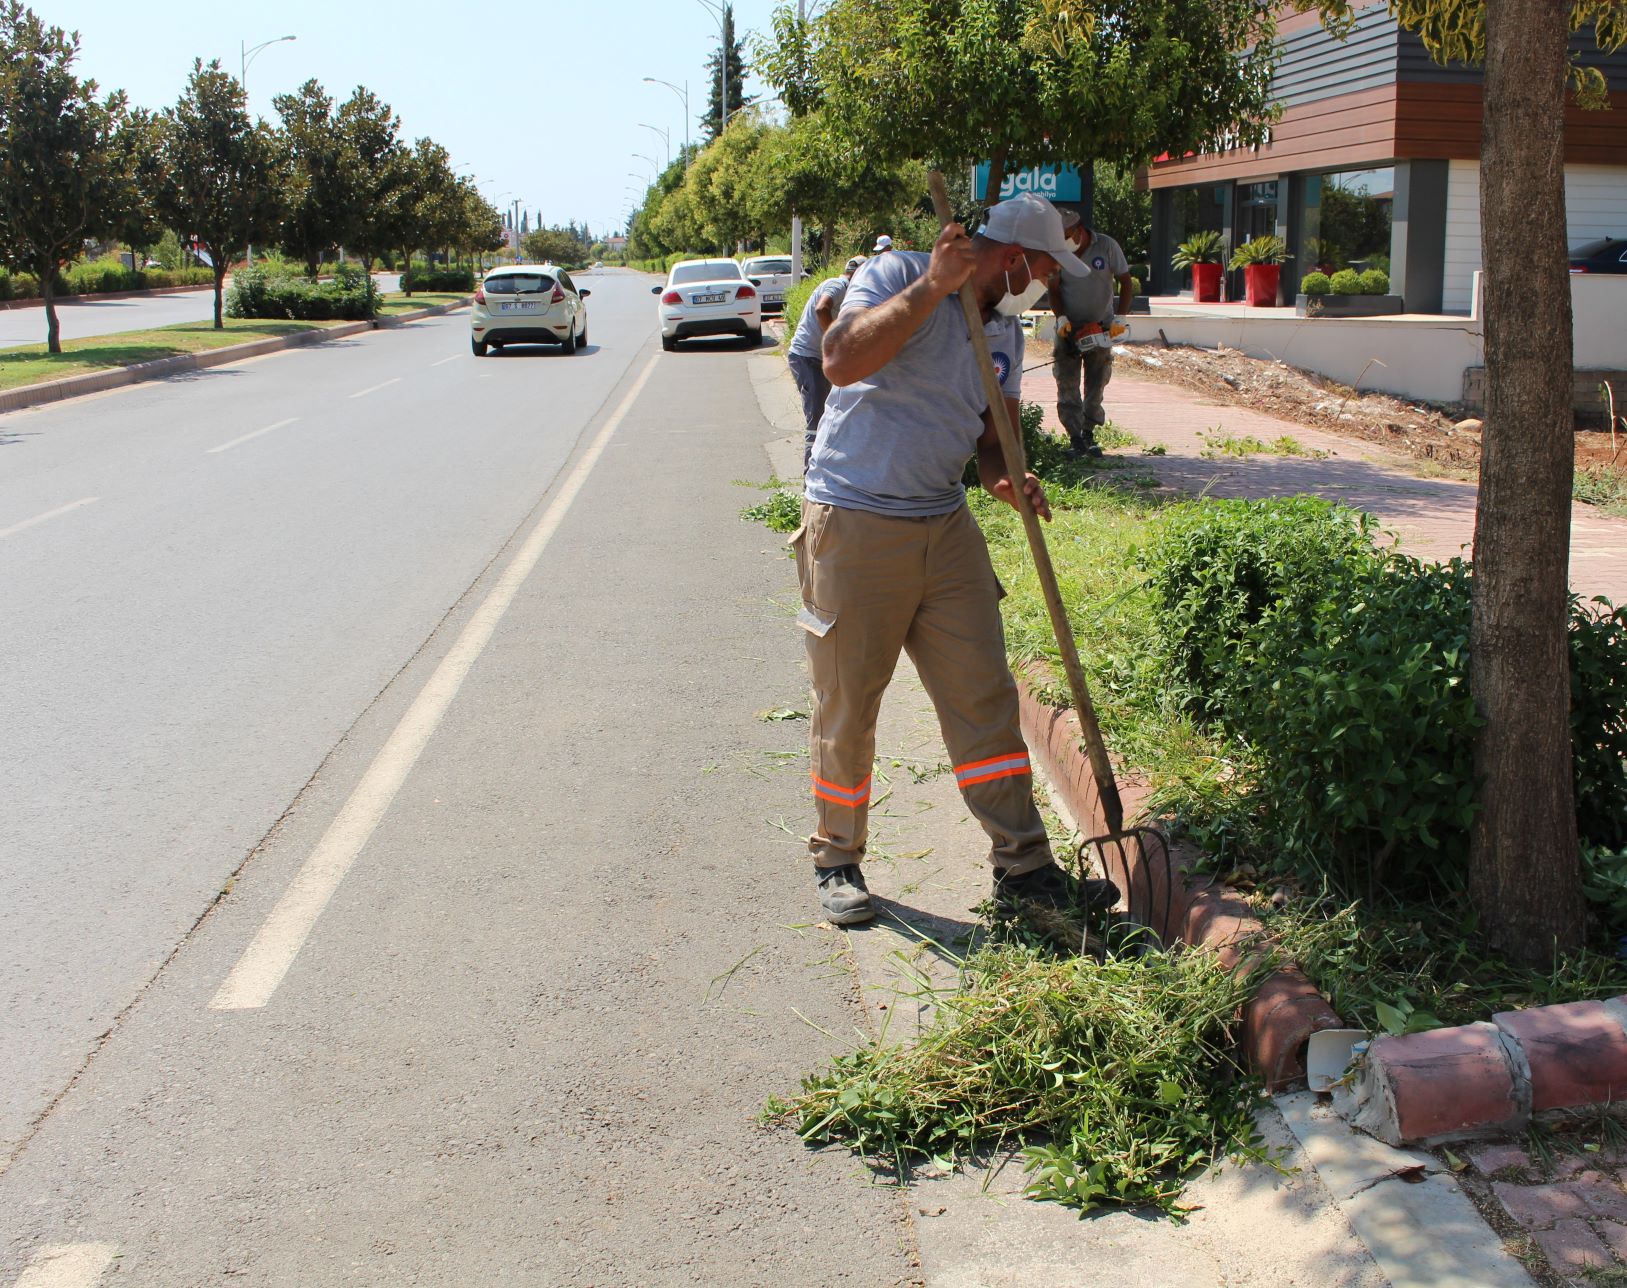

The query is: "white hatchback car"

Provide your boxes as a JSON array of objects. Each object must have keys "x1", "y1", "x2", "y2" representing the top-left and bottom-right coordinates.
[
  {"x1": 739, "y1": 255, "x2": 803, "y2": 315},
  {"x1": 654, "y1": 258, "x2": 762, "y2": 351},
  {"x1": 471, "y1": 263, "x2": 590, "y2": 356}
]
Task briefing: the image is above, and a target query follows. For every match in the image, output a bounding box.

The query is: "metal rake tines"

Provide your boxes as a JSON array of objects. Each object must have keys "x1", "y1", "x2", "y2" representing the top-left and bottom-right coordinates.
[{"x1": 1074, "y1": 825, "x2": 1176, "y2": 959}]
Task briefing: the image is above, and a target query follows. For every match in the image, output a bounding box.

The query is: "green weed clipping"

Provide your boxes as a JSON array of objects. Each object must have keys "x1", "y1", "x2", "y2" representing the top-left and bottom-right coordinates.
[{"x1": 775, "y1": 944, "x2": 1275, "y2": 1217}]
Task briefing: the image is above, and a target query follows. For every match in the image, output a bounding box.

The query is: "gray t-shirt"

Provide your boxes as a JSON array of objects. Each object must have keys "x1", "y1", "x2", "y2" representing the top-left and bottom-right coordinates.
[
  {"x1": 1056, "y1": 230, "x2": 1129, "y2": 328},
  {"x1": 805, "y1": 251, "x2": 1024, "y2": 517},
  {"x1": 787, "y1": 276, "x2": 848, "y2": 361}
]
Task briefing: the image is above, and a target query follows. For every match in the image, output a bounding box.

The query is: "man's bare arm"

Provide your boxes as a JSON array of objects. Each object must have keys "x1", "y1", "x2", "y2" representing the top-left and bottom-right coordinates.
[
  {"x1": 822, "y1": 222, "x2": 977, "y2": 386},
  {"x1": 976, "y1": 396, "x2": 1051, "y2": 521},
  {"x1": 812, "y1": 291, "x2": 840, "y2": 336}
]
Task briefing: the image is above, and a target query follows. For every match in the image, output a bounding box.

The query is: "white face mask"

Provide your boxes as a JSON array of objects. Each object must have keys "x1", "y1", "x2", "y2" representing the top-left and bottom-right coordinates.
[{"x1": 995, "y1": 254, "x2": 1046, "y2": 316}]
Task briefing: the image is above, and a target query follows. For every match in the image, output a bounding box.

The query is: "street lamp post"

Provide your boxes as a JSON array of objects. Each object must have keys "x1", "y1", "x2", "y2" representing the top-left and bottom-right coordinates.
[
  {"x1": 642, "y1": 77, "x2": 691, "y2": 167},
  {"x1": 239, "y1": 33, "x2": 296, "y2": 269},
  {"x1": 639, "y1": 123, "x2": 671, "y2": 170}
]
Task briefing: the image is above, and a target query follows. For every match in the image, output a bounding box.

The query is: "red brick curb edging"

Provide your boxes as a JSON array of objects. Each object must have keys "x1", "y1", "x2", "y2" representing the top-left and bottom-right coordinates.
[
  {"x1": 1014, "y1": 673, "x2": 1342, "y2": 1090},
  {"x1": 1015, "y1": 672, "x2": 1627, "y2": 1140}
]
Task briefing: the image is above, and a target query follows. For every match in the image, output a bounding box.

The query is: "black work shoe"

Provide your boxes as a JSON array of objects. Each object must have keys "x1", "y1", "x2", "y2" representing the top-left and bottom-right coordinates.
[
  {"x1": 993, "y1": 862, "x2": 1119, "y2": 916},
  {"x1": 1068, "y1": 438, "x2": 1106, "y2": 459},
  {"x1": 816, "y1": 864, "x2": 875, "y2": 925}
]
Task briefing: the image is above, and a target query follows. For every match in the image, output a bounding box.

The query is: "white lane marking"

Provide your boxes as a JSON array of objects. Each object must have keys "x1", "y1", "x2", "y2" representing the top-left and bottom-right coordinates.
[
  {"x1": 0, "y1": 497, "x2": 99, "y2": 541},
  {"x1": 207, "y1": 417, "x2": 300, "y2": 454},
  {"x1": 431, "y1": 355, "x2": 459, "y2": 367},
  {"x1": 349, "y1": 377, "x2": 402, "y2": 399},
  {"x1": 210, "y1": 352, "x2": 662, "y2": 1011},
  {"x1": 13, "y1": 1244, "x2": 117, "y2": 1288}
]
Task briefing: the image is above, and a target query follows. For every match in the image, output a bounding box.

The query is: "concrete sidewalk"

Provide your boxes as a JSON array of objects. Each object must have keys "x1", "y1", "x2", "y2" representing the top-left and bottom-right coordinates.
[{"x1": 1077, "y1": 358, "x2": 1627, "y2": 605}]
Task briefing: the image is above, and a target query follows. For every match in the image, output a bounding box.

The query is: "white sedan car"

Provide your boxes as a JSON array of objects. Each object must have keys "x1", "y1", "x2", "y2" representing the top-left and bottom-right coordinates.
[
  {"x1": 653, "y1": 258, "x2": 763, "y2": 351},
  {"x1": 471, "y1": 263, "x2": 589, "y2": 356},
  {"x1": 739, "y1": 255, "x2": 803, "y2": 315}
]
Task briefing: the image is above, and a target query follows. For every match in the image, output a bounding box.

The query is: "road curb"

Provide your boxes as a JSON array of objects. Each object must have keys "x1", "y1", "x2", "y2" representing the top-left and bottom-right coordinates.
[
  {"x1": 1015, "y1": 673, "x2": 1342, "y2": 1090},
  {"x1": 373, "y1": 296, "x2": 472, "y2": 328},
  {"x1": 0, "y1": 321, "x2": 374, "y2": 415},
  {"x1": 1017, "y1": 671, "x2": 1627, "y2": 1137}
]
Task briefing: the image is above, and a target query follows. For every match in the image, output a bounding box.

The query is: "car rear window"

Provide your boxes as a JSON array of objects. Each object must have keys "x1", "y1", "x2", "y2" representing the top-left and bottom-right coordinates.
[
  {"x1": 671, "y1": 262, "x2": 741, "y2": 285},
  {"x1": 486, "y1": 274, "x2": 554, "y2": 295},
  {"x1": 1571, "y1": 238, "x2": 1623, "y2": 257},
  {"x1": 747, "y1": 259, "x2": 793, "y2": 274}
]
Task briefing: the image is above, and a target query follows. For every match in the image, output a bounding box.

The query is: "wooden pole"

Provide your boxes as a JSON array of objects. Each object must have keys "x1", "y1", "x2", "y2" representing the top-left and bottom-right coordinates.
[{"x1": 927, "y1": 169, "x2": 1123, "y2": 834}]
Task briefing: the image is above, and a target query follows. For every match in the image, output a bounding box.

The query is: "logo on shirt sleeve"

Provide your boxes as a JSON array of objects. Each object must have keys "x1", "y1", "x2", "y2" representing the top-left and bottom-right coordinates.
[{"x1": 991, "y1": 351, "x2": 1012, "y2": 386}]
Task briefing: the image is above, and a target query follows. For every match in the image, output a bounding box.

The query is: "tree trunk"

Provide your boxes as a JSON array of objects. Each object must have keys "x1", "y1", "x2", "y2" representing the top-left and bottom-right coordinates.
[
  {"x1": 40, "y1": 256, "x2": 61, "y2": 354},
  {"x1": 401, "y1": 248, "x2": 414, "y2": 296},
  {"x1": 821, "y1": 220, "x2": 835, "y2": 267},
  {"x1": 983, "y1": 144, "x2": 1009, "y2": 210},
  {"x1": 307, "y1": 253, "x2": 320, "y2": 278},
  {"x1": 213, "y1": 263, "x2": 227, "y2": 329},
  {"x1": 1467, "y1": 0, "x2": 1585, "y2": 962}
]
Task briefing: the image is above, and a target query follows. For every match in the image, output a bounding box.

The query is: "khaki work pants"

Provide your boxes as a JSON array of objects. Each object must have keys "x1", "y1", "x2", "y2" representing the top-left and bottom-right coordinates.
[
  {"x1": 791, "y1": 501, "x2": 1052, "y2": 875},
  {"x1": 1054, "y1": 338, "x2": 1113, "y2": 442}
]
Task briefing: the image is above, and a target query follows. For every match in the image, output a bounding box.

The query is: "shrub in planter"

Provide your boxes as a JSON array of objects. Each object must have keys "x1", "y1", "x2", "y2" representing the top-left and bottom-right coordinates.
[
  {"x1": 1358, "y1": 269, "x2": 1390, "y2": 296},
  {"x1": 407, "y1": 266, "x2": 473, "y2": 292},
  {"x1": 227, "y1": 264, "x2": 378, "y2": 321},
  {"x1": 1299, "y1": 271, "x2": 1332, "y2": 296},
  {"x1": 1328, "y1": 269, "x2": 1363, "y2": 295}
]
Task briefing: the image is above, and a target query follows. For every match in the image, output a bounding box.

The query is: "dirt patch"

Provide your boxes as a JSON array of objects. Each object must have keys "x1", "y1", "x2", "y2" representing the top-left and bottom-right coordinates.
[{"x1": 1118, "y1": 341, "x2": 1627, "y2": 475}]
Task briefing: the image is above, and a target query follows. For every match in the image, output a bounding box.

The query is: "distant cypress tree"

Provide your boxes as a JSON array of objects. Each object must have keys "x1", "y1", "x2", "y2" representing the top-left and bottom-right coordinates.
[{"x1": 700, "y1": 2, "x2": 753, "y2": 140}]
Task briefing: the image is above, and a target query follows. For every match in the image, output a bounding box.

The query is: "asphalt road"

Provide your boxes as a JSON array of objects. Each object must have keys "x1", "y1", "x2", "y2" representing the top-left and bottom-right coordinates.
[
  {"x1": 0, "y1": 272, "x2": 914, "y2": 1284},
  {"x1": 0, "y1": 275, "x2": 405, "y2": 348}
]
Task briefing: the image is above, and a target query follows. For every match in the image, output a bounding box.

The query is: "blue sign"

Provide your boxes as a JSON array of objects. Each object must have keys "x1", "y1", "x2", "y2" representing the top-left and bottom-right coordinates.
[{"x1": 972, "y1": 163, "x2": 1084, "y2": 204}]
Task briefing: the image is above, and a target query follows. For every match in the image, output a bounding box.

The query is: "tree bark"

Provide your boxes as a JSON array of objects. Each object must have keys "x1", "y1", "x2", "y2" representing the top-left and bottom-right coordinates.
[
  {"x1": 40, "y1": 255, "x2": 61, "y2": 354},
  {"x1": 983, "y1": 144, "x2": 1009, "y2": 211},
  {"x1": 212, "y1": 263, "x2": 227, "y2": 329},
  {"x1": 1468, "y1": 0, "x2": 1585, "y2": 961}
]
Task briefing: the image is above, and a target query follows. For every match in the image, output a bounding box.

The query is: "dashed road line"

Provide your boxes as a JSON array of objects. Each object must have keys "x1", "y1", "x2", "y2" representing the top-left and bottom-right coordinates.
[
  {"x1": 209, "y1": 351, "x2": 662, "y2": 1011},
  {"x1": 0, "y1": 497, "x2": 99, "y2": 541},
  {"x1": 348, "y1": 377, "x2": 402, "y2": 399},
  {"x1": 207, "y1": 417, "x2": 300, "y2": 454},
  {"x1": 12, "y1": 1243, "x2": 117, "y2": 1288},
  {"x1": 431, "y1": 355, "x2": 460, "y2": 367}
]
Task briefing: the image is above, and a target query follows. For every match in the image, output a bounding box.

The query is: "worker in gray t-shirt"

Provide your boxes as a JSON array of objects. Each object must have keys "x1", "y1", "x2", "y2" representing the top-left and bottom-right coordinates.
[
  {"x1": 796, "y1": 193, "x2": 1117, "y2": 929},
  {"x1": 787, "y1": 255, "x2": 864, "y2": 471},
  {"x1": 1048, "y1": 209, "x2": 1134, "y2": 457}
]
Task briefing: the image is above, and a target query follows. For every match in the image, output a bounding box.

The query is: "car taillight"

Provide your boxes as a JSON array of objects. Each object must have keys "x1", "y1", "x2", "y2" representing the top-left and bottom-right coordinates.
[
  {"x1": 1570, "y1": 266, "x2": 1589, "y2": 274},
  {"x1": 551, "y1": 286, "x2": 565, "y2": 303},
  {"x1": 475, "y1": 287, "x2": 486, "y2": 304},
  {"x1": 661, "y1": 290, "x2": 681, "y2": 304},
  {"x1": 736, "y1": 284, "x2": 756, "y2": 299}
]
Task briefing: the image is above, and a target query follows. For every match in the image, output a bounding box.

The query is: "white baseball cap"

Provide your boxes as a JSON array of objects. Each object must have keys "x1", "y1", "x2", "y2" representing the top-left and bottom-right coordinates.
[
  {"x1": 844, "y1": 255, "x2": 866, "y2": 271},
  {"x1": 977, "y1": 194, "x2": 1089, "y2": 275},
  {"x1": 873, "y1": 234, "x2": 893, "y2": 251}
]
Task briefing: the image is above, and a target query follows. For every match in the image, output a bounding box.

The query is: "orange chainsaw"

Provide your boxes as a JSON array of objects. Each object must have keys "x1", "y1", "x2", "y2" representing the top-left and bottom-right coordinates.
[{"x1": 1056, "y1": 316, "x2": 1130, "y2": 355}]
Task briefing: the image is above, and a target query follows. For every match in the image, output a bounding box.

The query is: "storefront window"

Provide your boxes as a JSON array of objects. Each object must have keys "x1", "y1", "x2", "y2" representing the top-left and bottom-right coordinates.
[
  {"x1": 1304, "y1": 168, "x2": 1394, "y2": 275},
  {"x1": 1169, "y1": 184, "x2": 1227, "y2": 249},
  {"x1": 1236, "y1": 181, "x2": 1280, "y2": 242}
]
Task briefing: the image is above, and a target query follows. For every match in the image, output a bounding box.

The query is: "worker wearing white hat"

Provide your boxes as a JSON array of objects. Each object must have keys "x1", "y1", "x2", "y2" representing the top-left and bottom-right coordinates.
[{"x1": 872, "y1": 234, "x2": 893, "y2": 253}]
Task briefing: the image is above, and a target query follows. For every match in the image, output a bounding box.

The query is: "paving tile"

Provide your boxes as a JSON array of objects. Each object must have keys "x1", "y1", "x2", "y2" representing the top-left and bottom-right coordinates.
[
  {"x1": 1492, "y1": 1181, "x2": 1589, "y2": 1230},
  {"x1": 1530, "y1": 1218, "x2": 1613, "y2": 1276},
  {"x1": 1470, "y1": 1144, "x2": 1535, "y2": 1176},
  {"x1": 1066, "y1": 368, "x2": 1627, "y2": 605}
]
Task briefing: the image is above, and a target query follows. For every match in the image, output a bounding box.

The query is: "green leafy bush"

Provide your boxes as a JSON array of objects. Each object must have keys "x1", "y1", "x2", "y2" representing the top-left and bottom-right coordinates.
[
  {"x1": 1358, "y1": 269, "x2": 1391, "y2": 296},
  {"x1": 227, "y1": 264, "x2": 378, "y2": 321},
  {"x1": 1227, "y1": 235, "x2": 1290, "y2": 269},
  {"x1": 1171, "y1": 230, "x2": 1224, "y2": 270},
  {"x1": 1146, "y1": 497, "x2": 1379, "y2": 718},
  {"x1": 406, "y1": 266, "x2": 473, "y2": 292},
  {"x1": 1572, "y1": 599, "x2": 1627, "y2": 850},
  {"x1": 783, "y1": 266, "x2": 842, "y2": 353},
  {"x1": 1299, "y1": 271, "x2": 1332, "y2": 296},
  {"x1": 1329, "y1": 268, "x2": 1363, "y2": 295}
]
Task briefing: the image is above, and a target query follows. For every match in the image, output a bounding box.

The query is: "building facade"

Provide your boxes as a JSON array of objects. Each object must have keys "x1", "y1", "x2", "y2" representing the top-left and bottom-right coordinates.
[{"x1": 1146, "y1": 5, "x2": 1627, "y2": 313}]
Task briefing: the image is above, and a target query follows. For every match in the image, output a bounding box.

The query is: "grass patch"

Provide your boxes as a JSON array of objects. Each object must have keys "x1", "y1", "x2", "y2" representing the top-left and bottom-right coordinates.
[
  {"x1": 1575, "y1": 464, "x2": 1627, "y2": 519},
  {"x1": 376, "y1": 291, "x2": 470, "y2": 317},
  {"x1": 1196, "y1": 429, "x2": 1328, "y2": 460},
  {"x1": 0, "y1": 317, "x2": 342, "y2": 392},
  {"x1": 772, "y1": 942, "x2": 1275, "y2": 1217}
]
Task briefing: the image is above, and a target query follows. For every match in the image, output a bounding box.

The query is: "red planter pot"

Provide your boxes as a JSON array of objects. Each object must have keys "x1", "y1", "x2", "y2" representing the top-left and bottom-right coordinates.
[
  {"x1": 1191, "y1": 262, "x2": 1223, "y2": 302},
  {"x1": 1244, "y1": 263, "x2": 1282, "y2": 307}
]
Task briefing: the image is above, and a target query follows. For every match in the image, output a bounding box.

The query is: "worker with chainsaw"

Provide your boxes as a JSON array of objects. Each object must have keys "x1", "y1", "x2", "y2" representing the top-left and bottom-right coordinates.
[
  {"x1": 787, "y1": 255, "x2": 866, "y2": 472},
  {"x1": 1049, "y1": 209, "x2": 1134, "y2": 458},
  {"x1": 798, "y1": 193, "x2": 1117, "y2": 926}
]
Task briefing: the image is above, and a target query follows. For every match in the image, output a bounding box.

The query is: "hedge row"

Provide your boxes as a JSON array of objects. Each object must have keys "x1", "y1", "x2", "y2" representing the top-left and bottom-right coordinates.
[
  {"x1": 0, "y1": 260, "x2": 215, "y2": 301},
  {"x1": 226, "y1": 265, "x2": 379, "y2": 321}
]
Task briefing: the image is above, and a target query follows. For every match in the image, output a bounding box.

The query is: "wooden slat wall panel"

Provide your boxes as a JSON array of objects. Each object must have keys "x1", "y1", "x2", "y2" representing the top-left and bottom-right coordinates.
[{"x1": 1395, "y1": 84, "x2": 1627, "y2": 163}]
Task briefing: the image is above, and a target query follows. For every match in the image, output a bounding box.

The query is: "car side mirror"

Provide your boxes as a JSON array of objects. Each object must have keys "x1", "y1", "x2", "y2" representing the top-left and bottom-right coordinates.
[
  {"x1": 579, "y1": 289, "x2": 591, "y2": 298},
  {"x1": 651, "y1": 285, "x2": 662, "y2": 294}
]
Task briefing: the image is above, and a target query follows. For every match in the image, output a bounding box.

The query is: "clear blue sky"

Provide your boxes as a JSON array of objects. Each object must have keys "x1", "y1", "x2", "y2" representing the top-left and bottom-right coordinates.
[{"x1": 50, "y1": 0, "x2": 787, "y2": 238}]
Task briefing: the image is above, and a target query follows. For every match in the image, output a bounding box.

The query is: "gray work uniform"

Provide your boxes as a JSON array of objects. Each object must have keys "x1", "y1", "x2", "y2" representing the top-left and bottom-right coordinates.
[
  {"x1": 797, "y1": 251, "x2": 1050, "y2": 875},
  {"x1": 1053, "y1": 230, "x2": 1129, "y2": 441},
  {"x1": 787, "y1": 275, "x2": 848, "y2": 471}
]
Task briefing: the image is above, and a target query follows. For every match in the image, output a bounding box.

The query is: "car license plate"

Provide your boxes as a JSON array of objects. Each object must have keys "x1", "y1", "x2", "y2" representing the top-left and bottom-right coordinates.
[
  {"x1": 500, "y1": 301, "x2": 539, "y2": 311},
  {"x1": 692, "y1": 292, "x2": 726, "y2": 304},
  {"x1": 764, "y1": 293, "x2": 784, "y2": 304}
]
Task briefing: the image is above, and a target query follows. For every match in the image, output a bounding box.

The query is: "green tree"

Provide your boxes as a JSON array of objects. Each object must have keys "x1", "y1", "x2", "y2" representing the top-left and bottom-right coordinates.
[
  {"x1": 0, "y1": 2, "x2": 125, "y2": 352},
  {"x1": 1090, "y1": 162, "x2": 1151, "y2": 267},
  {"x1": 701, "y1": 1, "x2": 754, "y2": 141},
  {"x1": 522, "y1": 225, "x2": 590, "y2": 266},
  {"x1": 274, "y1": 79, "x2": 347, "y2": 277},
  {"x1": 106, "y1": 106, "x2": 168, "y2": 274},
  {"x1": 159, "y1": 59, "x2": 283, "y2": 327},
  {"x1": 336, "y1": 87, "x2": 406, "y2": 274}
]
